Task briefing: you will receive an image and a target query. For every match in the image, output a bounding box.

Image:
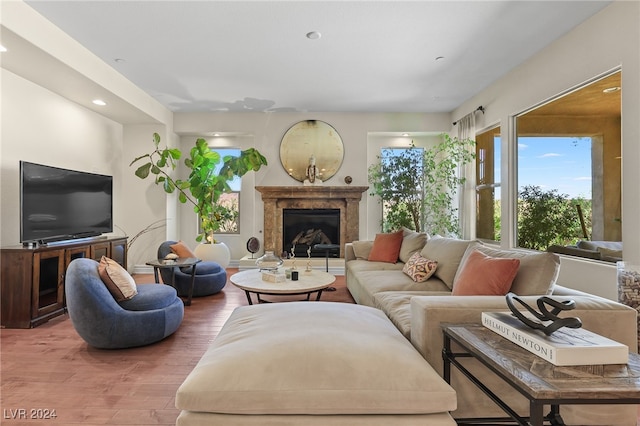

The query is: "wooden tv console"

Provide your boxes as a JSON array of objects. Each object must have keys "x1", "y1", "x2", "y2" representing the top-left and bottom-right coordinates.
[{"x1": 1, "y1": 236, "x2": 127, "y2": 329}]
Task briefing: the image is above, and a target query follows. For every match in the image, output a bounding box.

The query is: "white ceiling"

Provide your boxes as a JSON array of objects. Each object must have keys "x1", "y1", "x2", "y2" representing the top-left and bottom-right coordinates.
[{"x1": 23, "y1": 1, "x2": 611, "y2": 114}]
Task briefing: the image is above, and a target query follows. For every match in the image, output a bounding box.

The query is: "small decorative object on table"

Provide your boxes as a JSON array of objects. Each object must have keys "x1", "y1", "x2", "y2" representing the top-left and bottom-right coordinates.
[
  {"x1": 617, "y1": 261, "x2": 640, "y2": 350},
  {"x1": 505, "y1": 292, "x2": 582, "y2": 335},
  {"x1": 255, "y1": 250, "x2": 283, "y2": 272},
  {"x1": 246, "y1": 237, "x2": 260, "y2": 259},
  {"x1": 306, "y1": 246, "x2": 312, "y2": 272},
  {"x1": 261, "y1": 271, "x2": 286, "y2": 283}
]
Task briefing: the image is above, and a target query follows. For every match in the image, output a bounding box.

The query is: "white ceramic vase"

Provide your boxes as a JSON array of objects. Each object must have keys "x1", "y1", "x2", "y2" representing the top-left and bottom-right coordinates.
[{"x1": 194, "y1": 242, "x2": 231, "y2": 268}]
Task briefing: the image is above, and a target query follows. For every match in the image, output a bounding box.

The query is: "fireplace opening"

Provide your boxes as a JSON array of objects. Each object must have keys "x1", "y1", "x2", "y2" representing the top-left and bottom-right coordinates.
[{"x1": 283, "y1": 209, "x2": 340, "y2": 258}]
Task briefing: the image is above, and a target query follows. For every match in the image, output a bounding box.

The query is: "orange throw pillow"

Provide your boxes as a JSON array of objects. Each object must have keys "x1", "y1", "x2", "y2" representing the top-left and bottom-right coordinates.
[
  {"x1": 368, "y1": 230, "x2": 404, "y2": 263},
  {"x1": 452, "y1": 249, "x2": 520, "y2": 296},
  {"x1": 170, "y1": 241, "x2": 196, "y2": 258}
]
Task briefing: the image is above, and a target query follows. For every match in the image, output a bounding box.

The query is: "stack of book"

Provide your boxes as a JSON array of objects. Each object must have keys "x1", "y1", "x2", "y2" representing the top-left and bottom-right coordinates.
[{"x1": 482, "y1": 311, "x2": 628, "y2": 366}]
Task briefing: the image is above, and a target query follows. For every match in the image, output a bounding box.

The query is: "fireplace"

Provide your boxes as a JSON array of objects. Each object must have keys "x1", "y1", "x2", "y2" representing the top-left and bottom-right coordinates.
[
  {"x1": 256, "y1": 186, "x2": 368, "y2": 258},
  {"x1": 283, "y1": 209, "x2": 340, "y2": 258}
]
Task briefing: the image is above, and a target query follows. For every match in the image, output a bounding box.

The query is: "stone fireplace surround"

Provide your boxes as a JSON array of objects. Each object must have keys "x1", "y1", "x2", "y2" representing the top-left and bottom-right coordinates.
[{"x1": 255, "y1": 186, "x2": 368, "y2": 258}]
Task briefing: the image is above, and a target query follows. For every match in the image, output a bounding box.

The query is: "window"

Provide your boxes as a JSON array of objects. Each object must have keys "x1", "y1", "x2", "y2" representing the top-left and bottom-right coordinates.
[
  {"x1": 514, "y1": 70, "x2": 621, "y2": 252},
  {"x1": 198, "y1": 148, "x2": 241, "y2": 234},
  {"x1": 374, "y1": 146, "x2": 424, "y2": 232},
  {"x1": 517, "y1": 136, "x2": 593, "y2": 250},
  {"x1": 476, "y1": 126, "x2": 501, "y2": 242}
]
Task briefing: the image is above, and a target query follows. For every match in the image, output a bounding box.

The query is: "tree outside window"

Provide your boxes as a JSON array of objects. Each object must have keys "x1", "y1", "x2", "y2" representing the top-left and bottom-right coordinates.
[{"x1": 198, "y1": 148, "x2": 241, "y2": 234}]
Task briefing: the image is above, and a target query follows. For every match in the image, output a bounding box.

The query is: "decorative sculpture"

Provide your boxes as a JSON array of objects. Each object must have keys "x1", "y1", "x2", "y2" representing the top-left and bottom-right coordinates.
[
  {"x1": 505, "y1": 292, "x2": 582, "y2": 335},
  {"x1": 306, "y1": 246, "x2": 312, "y2": 272},
  {"x1": 304, "y1": 154, "x2": 323, "y2": 185}
]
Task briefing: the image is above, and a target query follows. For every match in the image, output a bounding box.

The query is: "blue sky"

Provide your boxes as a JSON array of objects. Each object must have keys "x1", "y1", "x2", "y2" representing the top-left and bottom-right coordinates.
[{"x1": 495, "y1": 136, "x2": 592, "y2": 199}]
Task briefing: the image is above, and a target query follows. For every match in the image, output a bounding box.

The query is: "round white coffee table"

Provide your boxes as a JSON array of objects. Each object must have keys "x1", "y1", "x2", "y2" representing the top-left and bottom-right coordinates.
[{"x1": 230, "y1": 269, "x2": 336, "y2": 305}]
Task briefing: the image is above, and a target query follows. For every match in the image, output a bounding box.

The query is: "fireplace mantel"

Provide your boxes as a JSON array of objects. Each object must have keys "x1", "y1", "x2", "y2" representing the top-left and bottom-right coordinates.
[{"x1": 255, "y1": 186, "x2": 368, "y2": 258}]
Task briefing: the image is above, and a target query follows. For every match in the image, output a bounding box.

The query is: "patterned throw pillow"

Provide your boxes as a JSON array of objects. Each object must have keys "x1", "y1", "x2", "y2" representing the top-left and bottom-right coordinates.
[{"x1": 402, "y1": 252, "x2": 438, "y2": 282}]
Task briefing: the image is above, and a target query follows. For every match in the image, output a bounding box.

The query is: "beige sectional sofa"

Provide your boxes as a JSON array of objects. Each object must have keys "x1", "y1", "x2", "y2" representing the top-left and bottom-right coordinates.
[{"x1": 345, "y1": 233, "x2": 639, "y2": 425}]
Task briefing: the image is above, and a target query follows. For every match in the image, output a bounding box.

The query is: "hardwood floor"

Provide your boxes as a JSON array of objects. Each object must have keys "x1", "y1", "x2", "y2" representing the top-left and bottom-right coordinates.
[{"x1": 0, "y1": 269, "x2": 352, "y2": 425}]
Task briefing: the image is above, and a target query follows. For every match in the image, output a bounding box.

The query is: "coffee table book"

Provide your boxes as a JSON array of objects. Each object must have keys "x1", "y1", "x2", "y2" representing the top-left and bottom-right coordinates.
[{"x1": 481, "y1": 311, "x2": 628, "y2": 366}]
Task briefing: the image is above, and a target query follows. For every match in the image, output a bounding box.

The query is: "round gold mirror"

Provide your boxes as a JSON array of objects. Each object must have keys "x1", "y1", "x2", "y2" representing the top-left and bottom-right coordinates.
[{"x1": 279, "y1": 120, "x2": 344, "y2": 183}]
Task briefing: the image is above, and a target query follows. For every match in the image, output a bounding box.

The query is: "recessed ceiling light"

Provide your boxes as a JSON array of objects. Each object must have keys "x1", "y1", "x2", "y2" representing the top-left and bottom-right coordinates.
[
  {"x1": 306, "y1": 31, "x2": 321, "y2": 40},
  {"x1": 92, "y1": 99, "x2": 107, "y2": 106},
  {"x1": 402, "y1": 133, "x2": 410, "y2": 137},
  {"x1": 0, "y1": 45, "x2": 7, "y2": 53},
  {"x1": 603, "y1": 86, "x2": 620, "y2": 93},
  {"x1": 213, "y1": 133, "x2": 220, "y2": 137}
]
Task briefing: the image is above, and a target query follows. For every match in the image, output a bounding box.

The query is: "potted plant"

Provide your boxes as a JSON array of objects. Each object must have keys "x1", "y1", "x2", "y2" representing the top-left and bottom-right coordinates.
[{"x1": 130, "y1": 133, "x2": 268, "y2": 265}]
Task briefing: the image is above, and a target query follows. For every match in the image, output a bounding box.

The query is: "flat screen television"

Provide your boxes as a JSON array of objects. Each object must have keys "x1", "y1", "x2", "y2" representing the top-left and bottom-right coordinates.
[{"x1": 20, "y1": 161, "x2": 113, "y2": 244}]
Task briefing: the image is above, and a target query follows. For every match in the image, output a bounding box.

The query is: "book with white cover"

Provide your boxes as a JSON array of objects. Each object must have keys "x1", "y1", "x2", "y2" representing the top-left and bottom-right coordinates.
[{"x1": 481, "y1": 311, "x2": 628, "y2": 366}]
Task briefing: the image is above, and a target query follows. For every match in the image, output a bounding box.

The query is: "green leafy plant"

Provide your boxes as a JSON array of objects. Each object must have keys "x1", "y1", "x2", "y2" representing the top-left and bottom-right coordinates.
[
  {"x1": 368, "y1": 134, "x2": 475, "y2": 236},
  {"x1": 130, "y1": 133, "x2": 267, "y2": 243}
]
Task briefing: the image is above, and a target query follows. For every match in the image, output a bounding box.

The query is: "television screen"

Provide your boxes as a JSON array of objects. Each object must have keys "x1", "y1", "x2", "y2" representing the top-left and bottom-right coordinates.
[{"x1": 20, "y1": 161, "x2": 113, "y2": 244}]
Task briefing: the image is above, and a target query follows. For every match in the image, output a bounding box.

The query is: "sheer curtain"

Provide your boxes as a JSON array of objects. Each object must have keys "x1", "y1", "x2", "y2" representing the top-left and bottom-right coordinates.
[{"x1": 457, "y1": 113, "x2": 476, "y2": 239}]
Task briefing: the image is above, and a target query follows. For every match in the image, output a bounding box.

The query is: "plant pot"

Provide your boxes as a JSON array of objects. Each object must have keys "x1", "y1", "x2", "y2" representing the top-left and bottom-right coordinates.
[{"x1": 194, "y1": 242, "x2": 231, "y2": 268}]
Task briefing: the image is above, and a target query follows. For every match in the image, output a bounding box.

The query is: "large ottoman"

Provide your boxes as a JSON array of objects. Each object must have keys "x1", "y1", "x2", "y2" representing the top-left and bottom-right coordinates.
[{"x1": 176, "y1": 302, "x2": 456, "y2": 425}]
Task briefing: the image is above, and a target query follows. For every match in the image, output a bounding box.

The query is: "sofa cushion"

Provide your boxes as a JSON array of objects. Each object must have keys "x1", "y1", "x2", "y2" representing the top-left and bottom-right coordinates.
[
  {"x1": 368, "y1": 230, "x2": 404, "y2": 263},
  {"x1": 351, "y1": 241, "x2": 374, "y2": 260},
  {"x1": 577, "y1": 240, "x2": 622, "y2": 251},
  {"x1": 452, "y1": 249, "x2": 520, "y2": 296},
  {"x1": 373, "y1": 291, "x2": 449, "y2": 339},
  {"x1": 455, "y1": 241, "x2": 560, "y2": 295},
  {"x1": 347, "y1": 267, "x2": 449, "y2": 307},
  {"x1": 176, "y1": 302, "x2": 457, "y2": 415},
  {"x1": 399, "y1": 228, "x2": 429, "y2": 263},
  {"x1": 420, "y1": 236, "x2": 472, "y2": 289},
  {"x1": 402, "y1": 252, "x2": 438, "y2": 282},
  {"x1": 98, "y1": 256, "x2": 138, "y2": 301}
]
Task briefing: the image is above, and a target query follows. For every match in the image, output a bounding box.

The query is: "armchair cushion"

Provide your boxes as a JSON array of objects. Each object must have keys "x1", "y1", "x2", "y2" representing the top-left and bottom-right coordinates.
[{"x1": 118, "y1": 284, "x2": 180, "y2": 311}]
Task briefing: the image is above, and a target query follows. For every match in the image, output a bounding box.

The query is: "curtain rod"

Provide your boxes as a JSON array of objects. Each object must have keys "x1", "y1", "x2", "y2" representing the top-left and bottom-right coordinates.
[{"x1": 452, "y1": 105, "x2": 485, "y2": 126}]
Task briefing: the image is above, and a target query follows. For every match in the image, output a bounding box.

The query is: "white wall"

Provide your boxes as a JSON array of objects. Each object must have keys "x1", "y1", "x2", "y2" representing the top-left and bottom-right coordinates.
[
  {"x1": 450, "y1": 1, "x2": 639, "y2": 297},
  {"x1": 0, "y1": 69, "x2": 124, "y2": 246},
  {"x1": 172, "y1": 113, "x2": 453, "y2": 261}
]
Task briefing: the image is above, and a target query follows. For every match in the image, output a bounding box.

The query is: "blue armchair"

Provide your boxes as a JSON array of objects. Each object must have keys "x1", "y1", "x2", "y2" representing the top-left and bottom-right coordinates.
[
  {"x1": 65, "y1": 258, "x2": 184, "y2": 349},
  {"x1": 157, "y1": 241, "x2": 227, "y2": 298}
]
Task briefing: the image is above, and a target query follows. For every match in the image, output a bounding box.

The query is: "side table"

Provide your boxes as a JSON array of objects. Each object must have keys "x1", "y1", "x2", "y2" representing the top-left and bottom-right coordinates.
[
  {"x1": 442, "y1": 324, "x2": 640, "y2": 425},
  {"x1": 145, "y1": 257, "x2": 201, "y2": 306}
]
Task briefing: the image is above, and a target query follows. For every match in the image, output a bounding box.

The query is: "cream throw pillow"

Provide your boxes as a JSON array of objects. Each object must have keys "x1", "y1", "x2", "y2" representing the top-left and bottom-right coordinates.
[
  {"x1": 420, "y1": 236, "x2": 471, "y2": 289},
  {"x1": 399, "y1": 227, "x2": 428, "y2": 263},
  {"x1": 351, "y1": 240, "x2": 374, "y2": 260},
  {"x1": 98, "y1": 256, "x2": 137, "y2": 301}
]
